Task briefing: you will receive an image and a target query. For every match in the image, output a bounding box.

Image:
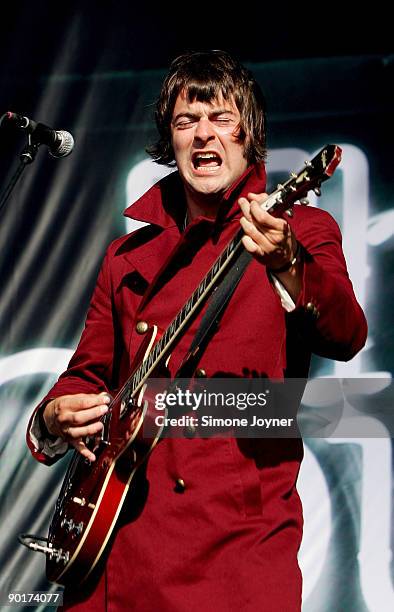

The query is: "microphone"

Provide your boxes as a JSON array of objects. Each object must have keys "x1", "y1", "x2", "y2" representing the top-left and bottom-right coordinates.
[{"x1": 0, "y1": 111, "x2": 74, "y2": 158}]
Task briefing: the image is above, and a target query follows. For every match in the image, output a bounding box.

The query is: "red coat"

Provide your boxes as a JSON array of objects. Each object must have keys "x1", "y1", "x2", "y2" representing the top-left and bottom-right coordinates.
[{"x1": 27, "y1": 164, "x2": 367, "y2": 611}]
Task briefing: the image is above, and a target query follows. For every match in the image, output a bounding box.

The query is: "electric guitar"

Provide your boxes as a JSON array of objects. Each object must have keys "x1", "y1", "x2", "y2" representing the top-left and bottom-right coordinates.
[{"x1": 27, "y1": 145, "x2": 342, "y2": 585}]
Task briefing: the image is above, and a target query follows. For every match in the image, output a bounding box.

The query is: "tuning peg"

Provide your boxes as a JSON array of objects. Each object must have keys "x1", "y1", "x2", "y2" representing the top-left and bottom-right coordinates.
[
  {"x1": 290, "y1": 172, "x2": 297, "y2": 179},
  {"x1": 304, "y1": 161, "x2": 312, "y2": 167},
  {"x1": 299, "y1": 198, "x2": 309, "y2": 206},
  {"x1": 313, "y1": 187, "x2": 321, "y2": 196}
]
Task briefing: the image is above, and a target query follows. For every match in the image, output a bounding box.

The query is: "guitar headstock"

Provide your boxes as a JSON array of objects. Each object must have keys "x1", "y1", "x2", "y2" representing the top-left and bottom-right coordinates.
[{"x1": 264, "y1": 144, "x2": 342, "y2": 216}]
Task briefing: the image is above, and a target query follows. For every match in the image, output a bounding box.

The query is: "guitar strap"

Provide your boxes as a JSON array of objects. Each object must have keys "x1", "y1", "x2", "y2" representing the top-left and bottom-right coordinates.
[{"x1": 174, "y1": 248, "x2": 252, "y2": 378}]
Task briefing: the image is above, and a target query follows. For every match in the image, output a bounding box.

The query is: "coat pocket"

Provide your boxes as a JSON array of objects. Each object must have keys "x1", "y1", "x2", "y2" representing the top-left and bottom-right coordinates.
[{"x1": 228, "y1": 438, "x2": 263, "y2": 517}]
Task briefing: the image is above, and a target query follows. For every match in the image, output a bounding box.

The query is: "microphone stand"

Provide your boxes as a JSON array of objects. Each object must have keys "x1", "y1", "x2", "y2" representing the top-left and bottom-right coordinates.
[{"x1": 0, "y1": 131, "x2": 40, "y2": 216}]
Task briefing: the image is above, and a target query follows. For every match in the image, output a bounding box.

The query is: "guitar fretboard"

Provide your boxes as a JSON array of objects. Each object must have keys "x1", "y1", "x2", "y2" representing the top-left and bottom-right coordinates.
[{"x1": 129, "y1": 226, "x2": 245, "y2": 396}]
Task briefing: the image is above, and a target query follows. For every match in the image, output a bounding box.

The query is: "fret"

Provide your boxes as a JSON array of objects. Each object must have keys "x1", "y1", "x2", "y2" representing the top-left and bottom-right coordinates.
[
  {"x1": 159, "y1": 330, "x2": 166, "y2": 349},
  {"x1": 169, "y1": 320, "x2": 177, "y2": 337},
  {"x1": 132, "y1": 368, "x2": 141, "y2": 389},
  {"x1": 141, "y1": 360, "x2": 149, "y2": 380},
  {"x1": 211, "y1": 258, "x2": 221, "y2": 277},
  {"x1": 184, "y1": 299, "x2": 193, "y2": 315},
  {"x1": 156, "y1": 338, "x2": 165, "y2": 355},
  {"x1": 227, "y1": 236, "x2": 238, "y2": 256},
  {"x1": 151, "y1": 343, "x2": 160, "y2": 363},
  {"x1": 197, "y1": 282, "x2": 206, "y2": 298},
  {"x1": 178, "y1": 308, "x2": 186, "y2": 324},
  {"x1": 175, "y1": 311, "x2": 182, "y2": 331}
]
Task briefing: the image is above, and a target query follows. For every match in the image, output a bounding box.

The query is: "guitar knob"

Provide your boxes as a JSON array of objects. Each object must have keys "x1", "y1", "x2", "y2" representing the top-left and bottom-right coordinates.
[
  {"x1": 299, "y1": 198, "x2": 309, "y2": 206},
  {"x1": 313, "y1": 187, "x2": 321, "y2": 196},
  {"x1": 75, "y1": 522, "x2": 84, "y2": 535},
  {"x1": 61, "y1": 517, "x2": 75, "y2": 532}
]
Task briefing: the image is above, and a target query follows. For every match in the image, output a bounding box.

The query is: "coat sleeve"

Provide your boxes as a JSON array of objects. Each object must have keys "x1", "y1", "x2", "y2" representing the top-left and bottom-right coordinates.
[
  {"x1": 288, "y1": 206, "x2": 367, "y2": 361},
  {"x1": 26, "y1": 246, "x2": 117, "y2": 465}
]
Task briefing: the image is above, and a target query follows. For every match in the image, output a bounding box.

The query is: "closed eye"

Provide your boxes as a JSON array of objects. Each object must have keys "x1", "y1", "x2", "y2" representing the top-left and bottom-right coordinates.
[
  {"x1": 211, "y1": 113, "x2": 237, "y2": 127},
  {"x1": 175, "y1": 120, "x2": 195, "y2": 129},
  {"x1": 173, "y1": 113, "x2": 198, "y2": 129}
]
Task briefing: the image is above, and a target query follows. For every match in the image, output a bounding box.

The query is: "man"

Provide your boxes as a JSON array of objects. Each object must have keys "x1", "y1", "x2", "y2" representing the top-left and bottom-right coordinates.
[{"x1": 27, "y1": 50, "x2": 367, "y2": 610}]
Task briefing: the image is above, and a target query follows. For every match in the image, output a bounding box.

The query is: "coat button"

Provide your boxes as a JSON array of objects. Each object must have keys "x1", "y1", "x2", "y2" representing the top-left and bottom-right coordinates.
[
  {"x1": 136, "y1": 321, "x2": 149, "y2": 334},
  {"x1": 195, "y1": 368, "x2": 207, "y2": 378},
  {"x1": 174, "y1": 478, "x2": 186, "y2": 493},
  {"x1": 305, "y1": 302, "x2": 319, "y2": 318}
]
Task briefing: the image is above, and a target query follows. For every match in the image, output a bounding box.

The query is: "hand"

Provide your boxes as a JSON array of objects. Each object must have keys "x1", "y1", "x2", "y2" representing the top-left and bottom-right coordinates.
[
  {"x1": 239, "y1": 192, "x2": 297, "y2": 270},
  {"x1": 43, "y1": 393, "x2": 111, "y2": 461}
]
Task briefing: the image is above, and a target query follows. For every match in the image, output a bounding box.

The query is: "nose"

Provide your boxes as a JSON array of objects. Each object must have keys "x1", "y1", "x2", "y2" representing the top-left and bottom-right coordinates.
[{"x1": 194, "y1": 117, "x2": 216, "y2": 145}]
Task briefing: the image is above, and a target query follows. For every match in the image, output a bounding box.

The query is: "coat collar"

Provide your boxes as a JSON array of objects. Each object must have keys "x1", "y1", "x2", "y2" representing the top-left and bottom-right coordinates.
[{"x1": 123, "y1": 162, "x2": 267, "y2": 228}]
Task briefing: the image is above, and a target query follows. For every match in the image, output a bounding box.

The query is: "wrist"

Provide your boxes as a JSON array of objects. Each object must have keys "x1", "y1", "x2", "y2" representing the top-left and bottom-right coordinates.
[
  {"x1": 268, "y1": 241, "x2": 301, "y2": 274},
  {"x1": 39, "y1": 401, "x2": 58, "y2": 441}
]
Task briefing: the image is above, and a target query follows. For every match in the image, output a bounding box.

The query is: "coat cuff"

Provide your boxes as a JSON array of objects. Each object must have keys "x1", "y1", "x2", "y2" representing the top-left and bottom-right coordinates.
[
  {"x1": 270, "y1": 274, "x2": 296, "y2": 312},
  {"x1": 27, "y1": 400, "x2": 69, "y2": 464}
]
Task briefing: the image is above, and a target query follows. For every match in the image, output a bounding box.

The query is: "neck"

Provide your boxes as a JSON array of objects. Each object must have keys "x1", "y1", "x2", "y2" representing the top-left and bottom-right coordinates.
[{"x1": 184, "y1": 187, "x2": 222, "y2": 222}]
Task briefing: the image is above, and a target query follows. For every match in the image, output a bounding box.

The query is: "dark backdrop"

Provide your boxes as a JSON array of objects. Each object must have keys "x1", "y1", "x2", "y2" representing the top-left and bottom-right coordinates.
[{"x1": 0, "y1": 2, "x2": 393, "y2": 611}]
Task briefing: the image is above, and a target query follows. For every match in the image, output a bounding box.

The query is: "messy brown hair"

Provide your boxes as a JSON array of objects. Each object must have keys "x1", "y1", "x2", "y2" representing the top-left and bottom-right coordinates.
[{"x1": 147, "y1": 50, "x2": 267, "y2": 166}]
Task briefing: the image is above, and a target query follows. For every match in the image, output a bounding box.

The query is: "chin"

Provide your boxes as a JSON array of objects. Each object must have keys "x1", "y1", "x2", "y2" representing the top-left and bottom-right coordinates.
[{"x1": 192, "y1": 177, "x2": 227, "y2": 195}]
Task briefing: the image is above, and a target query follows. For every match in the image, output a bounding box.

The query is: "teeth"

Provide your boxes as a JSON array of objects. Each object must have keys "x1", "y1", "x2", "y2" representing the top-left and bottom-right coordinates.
[
  {"x1": 196, "y1": 153, "x2": 217, "y2": 159},
  {"x1": 193, "y1": 152, "x2": 221, "y2": 169}
]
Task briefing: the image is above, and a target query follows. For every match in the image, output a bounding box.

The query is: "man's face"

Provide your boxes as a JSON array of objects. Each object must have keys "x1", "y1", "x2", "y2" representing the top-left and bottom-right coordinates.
[{"x1": 170, "y1": 91, "x2": 248, "y2": 202}]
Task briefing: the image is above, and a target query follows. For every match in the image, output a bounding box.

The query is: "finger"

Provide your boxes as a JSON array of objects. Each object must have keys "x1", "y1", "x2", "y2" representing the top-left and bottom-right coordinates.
[
  {"x1": 65, "y1": 420, "x2": 104, "y2": 440},
  {"x1": 241, "y1": 235, "x2": 263, "y2": 256},
  {"x1": 72, "y1": 439, "x2": 97, "y2": 462},
  {"x1": 238, "y1": 197, "x2": 252, "y2": 220},
  {"x1": 249, "y1": 202, "x2": 287, "y2": 231},
  {"x1": 240, "y1": 217, "x2": 288, "y2": 258},
  {"x1": 61, "y1": 403, "x2": 109, "y2": 427},
  {"x1": 240, "y1": 216, "x2": 272, "y2": 247},
  {"x1": 247, "y1": 192, "x2": 269, "y2": 204},
  {"x1": 68, "y1": 393, "x2": 111, "y2": 411}
]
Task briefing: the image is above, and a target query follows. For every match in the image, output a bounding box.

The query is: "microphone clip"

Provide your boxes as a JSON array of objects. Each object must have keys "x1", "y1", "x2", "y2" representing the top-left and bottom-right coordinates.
[{"x1": 20, "y1": 133, "x2": 40, "y2": 164}]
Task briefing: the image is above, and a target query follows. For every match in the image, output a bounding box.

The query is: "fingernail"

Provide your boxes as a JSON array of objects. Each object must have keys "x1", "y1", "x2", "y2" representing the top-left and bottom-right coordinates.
[
  {"x1": 101, "y1": 405, "x2": 109, "y2": 414},
  {"x1": 101, "y1": 393, "x2": 111, "y2": 403}
]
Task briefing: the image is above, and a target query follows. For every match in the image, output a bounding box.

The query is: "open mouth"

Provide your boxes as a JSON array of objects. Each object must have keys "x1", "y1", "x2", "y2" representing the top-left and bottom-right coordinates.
[{"x1": 192, "y1": 152, "x2": 222, "y2": 170}]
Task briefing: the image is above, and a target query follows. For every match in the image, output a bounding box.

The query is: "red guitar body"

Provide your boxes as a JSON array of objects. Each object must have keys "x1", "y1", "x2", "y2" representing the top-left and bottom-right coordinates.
[{"x1": 46, "y1": 325, "x2": 166, "y2": 585}]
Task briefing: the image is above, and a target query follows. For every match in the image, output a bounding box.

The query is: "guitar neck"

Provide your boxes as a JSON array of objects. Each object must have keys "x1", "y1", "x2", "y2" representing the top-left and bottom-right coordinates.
[
  {"x1": 112, "y1": 144, "x2": 342, "y2": 407},
  {"x1": 128, "y1": 226, "x2": 245, "y2": 396}
]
